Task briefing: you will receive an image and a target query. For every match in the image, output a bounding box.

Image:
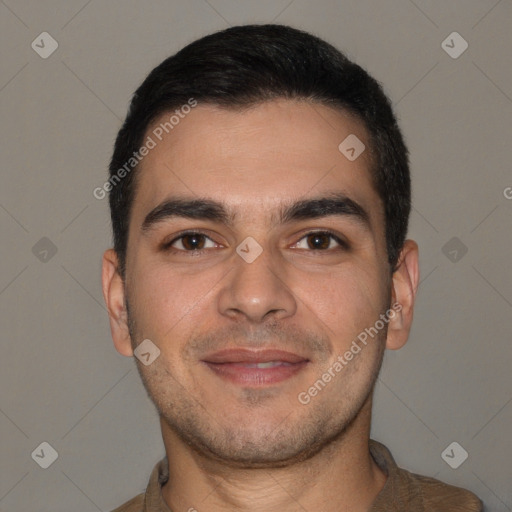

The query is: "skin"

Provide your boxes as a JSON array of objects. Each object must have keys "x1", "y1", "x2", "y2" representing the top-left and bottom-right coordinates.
[{"x1": 102, "y1": 99, "x2": 419, "y2": 512}]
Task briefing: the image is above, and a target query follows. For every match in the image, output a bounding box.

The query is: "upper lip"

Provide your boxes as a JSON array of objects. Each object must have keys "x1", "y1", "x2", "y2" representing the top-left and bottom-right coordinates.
[{"x1": 202, "y1": 349, "x2": 309, "y2": 364}]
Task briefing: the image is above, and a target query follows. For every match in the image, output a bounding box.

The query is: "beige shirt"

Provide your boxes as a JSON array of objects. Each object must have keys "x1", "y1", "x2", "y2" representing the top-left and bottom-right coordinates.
[{"x1": 112, "y1": 440, "x2": 483, "y2": 511}]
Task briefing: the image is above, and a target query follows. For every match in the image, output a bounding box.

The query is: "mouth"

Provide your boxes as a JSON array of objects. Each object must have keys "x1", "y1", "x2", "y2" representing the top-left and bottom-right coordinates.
[{"x1": 201, "y1": 349, "x2": 310, "y2": 387}]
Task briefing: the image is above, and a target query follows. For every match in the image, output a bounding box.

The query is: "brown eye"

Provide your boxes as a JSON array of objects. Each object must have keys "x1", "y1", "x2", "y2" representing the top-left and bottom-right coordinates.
[
  {"x1": 166, "y1": 232, "x2": 217, "y2": 252},
  {"x1": 307, "y1": 233, "x2": 331, "y2": 249},
  {"x1": 180, "y1": 233, "x2": 206, "y2": 250},
  {"x1": 294, "y1": 231, "x2": 347, "y2": 251}
]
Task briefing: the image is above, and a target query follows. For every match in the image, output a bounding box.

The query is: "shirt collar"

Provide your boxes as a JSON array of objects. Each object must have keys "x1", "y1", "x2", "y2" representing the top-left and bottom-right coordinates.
[
  {"x1": 142, "y1": 440, "x2": 420, "y2": 512},
  {"x1": 369, "y1": 439, "x2": 424, "y2": 511},
  {"x1": 143, "y1": 456, "x2": 172, "y2": 512}
]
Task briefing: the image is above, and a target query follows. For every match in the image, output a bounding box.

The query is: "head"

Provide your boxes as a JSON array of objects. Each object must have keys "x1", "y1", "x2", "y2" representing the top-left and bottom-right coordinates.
[{"x1": 102, "y1": 24, "x2": 419, "y2": 468}]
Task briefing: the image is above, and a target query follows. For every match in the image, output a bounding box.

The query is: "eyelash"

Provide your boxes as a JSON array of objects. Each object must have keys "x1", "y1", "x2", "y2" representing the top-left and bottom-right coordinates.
[{"x1": 162, "y1": 229, "x2": 348, "y2": 254}]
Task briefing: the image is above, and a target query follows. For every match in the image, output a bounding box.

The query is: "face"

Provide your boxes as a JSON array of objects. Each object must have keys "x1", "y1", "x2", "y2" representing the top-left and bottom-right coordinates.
[{"x1": 104, "y1": 99, "x2": 414, "y2": 468}]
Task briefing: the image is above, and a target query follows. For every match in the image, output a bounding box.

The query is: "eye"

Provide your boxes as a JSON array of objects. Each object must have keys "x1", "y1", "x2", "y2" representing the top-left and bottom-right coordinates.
[
  {"x1": 294, "y1": 231, "x2": 347, "y2": 251},
  {"x1": 165, "y1": 231, "x2": 218, "y2": 251}
]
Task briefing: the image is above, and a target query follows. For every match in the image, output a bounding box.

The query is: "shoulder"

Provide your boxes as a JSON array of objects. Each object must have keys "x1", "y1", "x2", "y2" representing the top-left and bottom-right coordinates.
[
  {"x1": 408, "y1": 471, "x2": 483, "y2": 511},
  {"x1": 369, "y1": 440, "x2": 483, "y2": 511},
  {"x1": 110, "y1": 492, "x2": 145, "y2": 512}
]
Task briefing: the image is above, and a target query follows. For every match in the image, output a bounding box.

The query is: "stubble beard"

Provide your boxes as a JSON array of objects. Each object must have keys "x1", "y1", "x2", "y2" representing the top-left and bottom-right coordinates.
[{"x1": 126, "y1": 299, "x2": 387, "y2": 469}]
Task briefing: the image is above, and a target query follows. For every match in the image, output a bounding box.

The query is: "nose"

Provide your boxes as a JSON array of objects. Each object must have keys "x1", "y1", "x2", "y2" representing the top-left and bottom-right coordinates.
[{"x1": 217, "y1": 242, "x2": 297, "y2": 324}]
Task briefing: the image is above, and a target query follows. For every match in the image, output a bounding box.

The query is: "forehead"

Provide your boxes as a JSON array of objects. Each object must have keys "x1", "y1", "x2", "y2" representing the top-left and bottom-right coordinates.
[{"x1": 132, "y1": 99, "x2": 382, "y2": 227}]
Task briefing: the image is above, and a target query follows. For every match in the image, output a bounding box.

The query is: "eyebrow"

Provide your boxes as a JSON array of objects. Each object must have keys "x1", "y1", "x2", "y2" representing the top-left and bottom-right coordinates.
[{"x1": 141, "y1": 192, "x2": 371, "y2": 232}]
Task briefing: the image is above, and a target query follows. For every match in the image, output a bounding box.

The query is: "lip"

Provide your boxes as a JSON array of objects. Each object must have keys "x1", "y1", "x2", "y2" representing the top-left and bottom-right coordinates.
[
  {"x1": 201, "y1": 349, "x2": 310, "y2": 387},
  {"x1": 202, "y1": 348, "x2": 308, "y2": 364}
]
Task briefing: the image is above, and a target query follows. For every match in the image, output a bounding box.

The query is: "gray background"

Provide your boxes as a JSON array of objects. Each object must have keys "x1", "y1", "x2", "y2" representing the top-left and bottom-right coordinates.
[{"x1": 1, "y1": 1, "x2": 511, "y2": 511}]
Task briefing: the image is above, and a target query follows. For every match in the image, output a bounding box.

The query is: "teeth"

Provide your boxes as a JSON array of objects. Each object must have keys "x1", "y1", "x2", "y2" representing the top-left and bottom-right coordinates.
[{"x1": 246, "y1": 361, "x2": 289, "y2": 369}]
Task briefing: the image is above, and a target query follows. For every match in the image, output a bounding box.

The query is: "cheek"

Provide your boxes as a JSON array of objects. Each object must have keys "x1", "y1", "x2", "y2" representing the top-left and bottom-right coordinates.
[
  {"x1": 296, "y1": 262, "x2": 386, "y2": 341},
  {"x1": 128, "y1": 257, "x2": 225, "y2": 338}
]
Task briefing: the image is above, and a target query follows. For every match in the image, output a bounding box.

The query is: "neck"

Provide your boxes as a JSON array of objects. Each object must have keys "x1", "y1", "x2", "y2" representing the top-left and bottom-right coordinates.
[{"x1": 160, "y1": 396, "x2": 386, "y2": 512}]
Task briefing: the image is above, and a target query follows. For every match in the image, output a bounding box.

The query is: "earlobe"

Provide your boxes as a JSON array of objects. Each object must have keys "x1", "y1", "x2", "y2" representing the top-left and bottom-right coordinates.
[
  {"x1": 386, "y1": 240, "x2": 420, "y2": 350},
  {"x1": 101, "y1": 249, "x2": 134, "y2": 357}
]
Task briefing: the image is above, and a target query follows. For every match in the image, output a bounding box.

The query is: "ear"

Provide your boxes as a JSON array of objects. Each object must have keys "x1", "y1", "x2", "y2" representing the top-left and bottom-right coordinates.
[
  {"x1": 386, "y1": 239, "x2": 420, "y2": 350},
  {"x1": 101, "y1": 249, "x2": 133, "y2": 357}
]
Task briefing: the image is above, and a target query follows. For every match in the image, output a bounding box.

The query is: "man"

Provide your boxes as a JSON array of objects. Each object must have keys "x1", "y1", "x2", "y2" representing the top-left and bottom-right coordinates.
[{"x1": 102, "y1": 24, "x2": 483, "y2": 511}]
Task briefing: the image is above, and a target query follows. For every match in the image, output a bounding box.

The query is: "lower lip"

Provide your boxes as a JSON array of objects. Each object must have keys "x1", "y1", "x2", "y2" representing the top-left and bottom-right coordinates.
[{"x1": 202, "y1": 361, "x2": 309, "y2": 386}]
